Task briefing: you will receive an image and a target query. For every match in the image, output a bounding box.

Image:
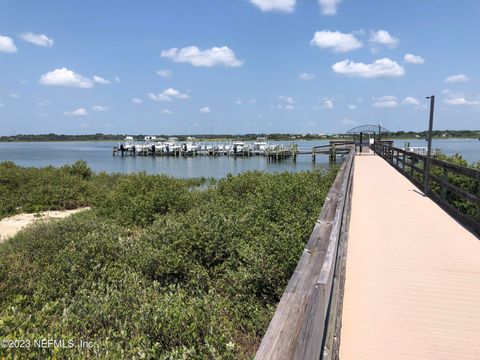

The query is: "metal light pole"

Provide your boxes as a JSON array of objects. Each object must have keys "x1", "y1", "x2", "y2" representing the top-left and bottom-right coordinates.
[{"x1": 424, "y1": 95, "x2": 435, "y2": 195}]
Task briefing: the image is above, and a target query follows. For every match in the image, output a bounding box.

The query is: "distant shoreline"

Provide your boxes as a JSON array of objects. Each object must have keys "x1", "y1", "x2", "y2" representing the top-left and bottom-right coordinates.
[{"x1": 0, "y1": 131, "x2": 479, "y2": 143}]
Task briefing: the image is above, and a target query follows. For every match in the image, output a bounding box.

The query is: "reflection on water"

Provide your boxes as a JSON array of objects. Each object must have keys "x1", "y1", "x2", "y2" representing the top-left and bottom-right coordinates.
[
  {"x1": 0, "y1": 141, "x2": 331, "y2": 178},
  {"x1": 0, "y1": 138, "x2": 477, "y2": 178}
]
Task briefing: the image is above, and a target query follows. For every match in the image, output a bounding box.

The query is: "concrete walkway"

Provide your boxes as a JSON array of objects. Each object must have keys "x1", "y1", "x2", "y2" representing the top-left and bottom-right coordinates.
[{"x1": 340, "y1": 154, "x2": 480, "y2": 360}]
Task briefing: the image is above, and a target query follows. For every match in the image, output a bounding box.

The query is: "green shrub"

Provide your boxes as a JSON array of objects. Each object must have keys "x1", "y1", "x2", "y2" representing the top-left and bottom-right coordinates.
[{"x1": 0, "y1": 168, "x2": 338, "y2": 358}]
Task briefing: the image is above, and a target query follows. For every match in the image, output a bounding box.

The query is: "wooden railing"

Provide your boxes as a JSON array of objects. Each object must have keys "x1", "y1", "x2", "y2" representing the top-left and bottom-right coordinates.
[
  {"x1": 372, "y1": 143, "x2": 480, "y2": 235},
  {"x1": 255, "y1": 148, "x2": 355, "y2": 360}
]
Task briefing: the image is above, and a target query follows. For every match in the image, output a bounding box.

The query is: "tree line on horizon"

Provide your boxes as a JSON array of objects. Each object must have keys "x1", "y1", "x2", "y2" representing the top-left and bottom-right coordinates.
[{"x1": 0, "y1": 130, "x2": 479, "y2": 142}]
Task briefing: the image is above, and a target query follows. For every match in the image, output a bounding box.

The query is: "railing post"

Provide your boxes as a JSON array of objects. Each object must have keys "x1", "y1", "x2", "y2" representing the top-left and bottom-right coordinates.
[{"x1": 440, "y1": 167, "x2": 448, "y2": 201}]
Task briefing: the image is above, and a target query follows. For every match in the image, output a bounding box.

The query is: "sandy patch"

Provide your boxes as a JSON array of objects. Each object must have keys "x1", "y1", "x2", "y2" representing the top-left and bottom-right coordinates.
[{"x1": 0, "y1": 208, "x2": 90, "y2": 243}]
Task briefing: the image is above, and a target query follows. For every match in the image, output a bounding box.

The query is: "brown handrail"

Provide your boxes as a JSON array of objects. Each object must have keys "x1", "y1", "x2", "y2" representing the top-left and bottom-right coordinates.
[
  {"x1": 255, "y1": 148, "x2": 355, "y2": 360},
  {"x1": 372, "y1": 143, "x2": 480, "y2": 235}
]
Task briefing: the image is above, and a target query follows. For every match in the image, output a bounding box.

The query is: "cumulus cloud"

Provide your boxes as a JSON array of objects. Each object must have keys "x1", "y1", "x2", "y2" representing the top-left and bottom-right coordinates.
[
  {"x1": 404, "y1": 53, "x2": 425, "y2": 64},
  {"x1": 114, "y1": 76, "x2": 121, "y2": 83},
  {"x1": 37, "y1": 100, "x2": 52, "y2": 106},
  {"x1": 156, "y1": 69, "x2": 173, "y2": 78},
  {"x1": 311, "y1": 30, "x2": 362, "y2": 53},
  {"x1": 318, "y1": 0, "x2": 341, "y2": 15},
  {"x1": 332, "y1": 58, "x2": 405, "y2": 78},
  {"x1": 322, "y1": 98, "x2": 334, "y2": 109},
  {"x1": 161, "y1": 109, "x2": 173, "y2": 114},
  {"x1": 348, "y1": 104, "x2": 356, "y2": 109},
  {"x1": 132, "y1": 98, "x2": 142, "y2": 104},
  {"x1": 39, "y1": 68, "x2": 93, "y2": 88},
  {"x1": 0, "y1": 35, "x2": 17, "y2": 53},
  {"x1": 402, "y1": 96, "x2": 420, "y2": 105},
  {"x1": 444, "y1": 74, "x2": 469, "y2": 83},
  {"x1": 18, "y1": 32, "x2": 53, "y2": 47},
  {"x1": 278, "y1": 95, "x2": 295, "y2": 104},
  {"x1": 148, "y1": 88, "x2": 189, "y2": 102},
  {"x1": 161, "y1": 46, "x2": 243, "y2": 67},
  {"x1": 369, "y1": 30, "x2": 399, "y2": 48},
  {"x1": 373, "y1": 95, "x2": 398, "y2": 108},
  {"x1": 444, "y1": 97, "x2": 479, "y2": 106},
  {"x1": 93, "y1": 105, "x2": 110, "y2": 112},
  {"x1": 199, "y1": 106, "x2": 211, "y2": 114},
  {"x1": 93, "y1": 75, "x2": 111, "y2": 84},
  {"x1": 299, "y1": 72, "x2": 315, "y2": 80},
  {"x1": 249, "y1": 0, "x2": 295, "y2": 12},
  {"x1": 64, "y1": 108, "x2": 89, "y2": 116}
]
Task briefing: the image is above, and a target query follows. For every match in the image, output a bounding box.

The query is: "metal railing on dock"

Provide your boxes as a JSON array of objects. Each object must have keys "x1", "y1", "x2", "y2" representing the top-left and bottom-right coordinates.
[
  {"x1": 372, "y1": 143, "x2": 480, "y2": 235},
  {"x1": 255, "y1": 148, "x2": 355, "y2": 360}
]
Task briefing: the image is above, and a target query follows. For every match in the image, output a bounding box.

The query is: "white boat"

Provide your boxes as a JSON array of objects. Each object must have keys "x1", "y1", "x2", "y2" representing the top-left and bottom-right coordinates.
[{"x1": 254, "y1": 137, "x2": 268, "y2": 154}]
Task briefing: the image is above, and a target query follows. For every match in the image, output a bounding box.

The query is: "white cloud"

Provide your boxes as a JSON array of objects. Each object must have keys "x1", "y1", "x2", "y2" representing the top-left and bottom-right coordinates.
[
  {"x1": 299, "y1": 72, "x2": 315, "y2": 80},
  {"x1": 161, "y1": 109, "x2": 173, "y2": 114},
  {"x1": 402, "y1": 96, "x2": 420, "y2": 105},
  {"x1": 199, "y1": 106, "x2": 211, "y2": 114},
  {"x1": 18, "y1": 32, "x2": 53, "y2": 47},
  {"x1": 278, "y1": 95, "x2": 295, "y2": 104},
  {"x1": 161, "y1": 46, "x2": 243, "y2": 67},
  {"x1": 444, "y1": 97, "x2": 479, "y2": 106},
  {"x1": 348, "y1": 104, "x2": 356, "y2": 109},
  {"x1": 332, "y1": 58, "x2": 405, "y2": 78},
  {"x1": 132, "y1": 98, "x2": 142, "y2": 104},
  {"x1": 236, "y1": 98, "x2": 243, "y2": 105},
  {"x1": 156, "y1": 69, "x2": 173, "y2": 78},
  {"x1": 322, "y1": 98, "x2": 334, "y2": 109},
  {"x1": 369, "y1": 30, "x2": 399, "y2": 48},
  {"x1": 249, "y1": 0, "x2": 295, "y2": 12},
  {"x1": 148, "y1": 93, "x2": 171, "y2": 102},
  {"x1": 373, "y1": 95, "x2": 398, "y2": 108},
  {"x1": 93, "y1": 105, "x2": 110, "y2": 112},
  {"x1": 163, "y1": 88, "x2": 189, "y2": 99},
  {"x1": 236, "y1": 98, "x2": 256, "y2": 105},
  {"x1": 114, "y1": 76, "x2": 121, "y2": 83},
  {"x1": 93, "y1": 75, "x2": 111, "y2": 85},
  {"x1": 39, "y1": 68, "x2": 93, "y2": 88},
  {"x1": 64, "y1": 108, "x2": 89, "y2": 116},
  {"x1": 311, "y1": 30, "x2": 363, "y2": 53},
  {"x1": 148, "y1": 88, "x2": 189, "y2": 102},
  {"x1": 404, "y1": 53, "x2": 425, "y2": 64},
  {"x1": 444, "y1": 74, "x2": 469, "y2": 83},
  {"x1": 318, "y1": 0, "x2": 341, "y2": 15},
  {"x1": 37, "y1": 100, "x2": 52, "y2": 106},
  {"x1": 0, "y1": 35, "x2": 17, "y2": 53},
  {"x1": 10, "y1": 94, "x2": 19, "y2": 98}
]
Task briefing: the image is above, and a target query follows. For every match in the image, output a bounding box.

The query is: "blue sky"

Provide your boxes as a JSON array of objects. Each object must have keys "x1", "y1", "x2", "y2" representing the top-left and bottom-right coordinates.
[{"x1": 0, "y1": 0, "x2": 479, "y2": 135}]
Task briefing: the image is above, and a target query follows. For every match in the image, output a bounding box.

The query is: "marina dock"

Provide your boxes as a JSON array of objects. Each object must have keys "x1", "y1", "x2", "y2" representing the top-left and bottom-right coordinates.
[{"x1": 112, "y1": 137, "x2": 355, "y2": 163}]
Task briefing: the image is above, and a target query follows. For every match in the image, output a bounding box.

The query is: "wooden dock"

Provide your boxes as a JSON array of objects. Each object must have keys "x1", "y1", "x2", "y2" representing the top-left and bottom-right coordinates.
[
  {"x1": 340, "y1": 153, "x2": 480, "y2": 359},
  {"x1": 255, "y1": 145, "x2": 480, "y2": 360}
]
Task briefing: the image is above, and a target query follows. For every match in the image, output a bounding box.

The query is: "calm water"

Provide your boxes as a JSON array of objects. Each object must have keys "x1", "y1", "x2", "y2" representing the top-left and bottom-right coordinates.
[
  {"x1": 392, "y1": 138, "x2": 479, "y2": 163},
  {"x1": 0, "y1": 140, "x2": 331, "y2": 178},
  {"x1": 0, "y1": 139, "x2": 478, "y2": 178}
]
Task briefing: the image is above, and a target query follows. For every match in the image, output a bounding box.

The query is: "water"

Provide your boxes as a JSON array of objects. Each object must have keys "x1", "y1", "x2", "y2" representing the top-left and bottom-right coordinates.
[
  {"x1": 392, "y1": 138, "x2": 479, "y2": 164},
  {"x1": 0, "y1": 140, "x2": 332, "y2": 178},
  {"x1": 0, "y1": 139, "x2": 478, "y2": 178}
]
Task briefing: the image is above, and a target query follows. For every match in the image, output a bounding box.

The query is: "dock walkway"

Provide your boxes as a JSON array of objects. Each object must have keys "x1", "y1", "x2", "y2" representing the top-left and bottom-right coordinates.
[{"x1": 340, "y1": 154, "x2": 480, "y2": 359}]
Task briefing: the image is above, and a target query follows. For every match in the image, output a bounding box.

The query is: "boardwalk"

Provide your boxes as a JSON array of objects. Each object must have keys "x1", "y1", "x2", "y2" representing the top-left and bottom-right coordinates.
[{"x1": 340, "y1": 153, "x2": 480, "y2": 359}]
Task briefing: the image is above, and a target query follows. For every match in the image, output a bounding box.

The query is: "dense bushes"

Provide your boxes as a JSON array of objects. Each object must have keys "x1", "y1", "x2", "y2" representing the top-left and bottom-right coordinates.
[
  {"x1": 0, "y1": 161, "x2": 92, "y2": 218},
  {"x1": 0, "y1": 165, "x2": 338, "y2": 359},
  {"x1": 430, "y1": 154, "x2": 480, "y2": 220}
]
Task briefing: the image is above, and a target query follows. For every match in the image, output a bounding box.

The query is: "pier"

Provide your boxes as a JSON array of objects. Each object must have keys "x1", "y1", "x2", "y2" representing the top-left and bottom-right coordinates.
[
  {"x1": 113, "y1": 138, "x2": 354, "y2": 163},
  {"x1": 255, "y1": 143, "x2": 480, "y2": 359}
]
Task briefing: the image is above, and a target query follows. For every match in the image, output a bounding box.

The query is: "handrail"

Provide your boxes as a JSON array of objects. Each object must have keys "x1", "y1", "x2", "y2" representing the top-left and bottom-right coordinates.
[
  {"x1": 372, "y1": 143, "x2": 480, "y2": 235},
  {"x1": 255, "y1": 148, "x2": 355, "y2": 360}
]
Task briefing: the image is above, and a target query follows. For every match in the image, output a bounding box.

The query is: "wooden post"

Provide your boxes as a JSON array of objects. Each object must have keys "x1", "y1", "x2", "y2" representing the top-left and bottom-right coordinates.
[{"x1": 440, "y1": 167, "x2": 448, "y2": 201}]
